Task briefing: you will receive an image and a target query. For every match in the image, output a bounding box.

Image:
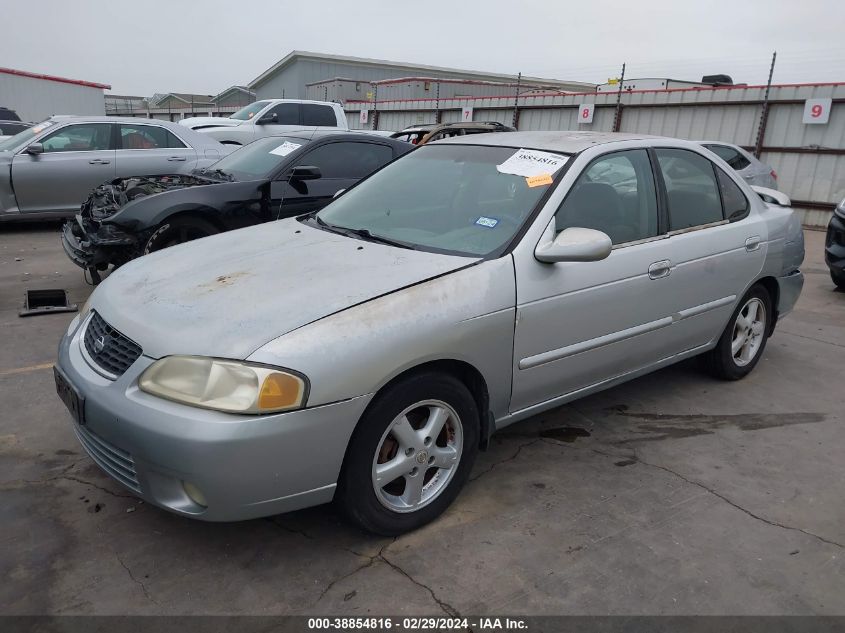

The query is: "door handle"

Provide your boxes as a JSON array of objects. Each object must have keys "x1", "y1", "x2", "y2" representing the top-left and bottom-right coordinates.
[
  {"x1": 745, "y1": 236, "x2": 761, "y2": 252},
  {"x1": 88, "y1": 159, "x2": 110, "y2": 165},
  {"x1": 167, "y1": 156, "x2": 187, "y2": 162},
  {"x1": 648, "y1": 260, "x2": 672, "y2": 280}
]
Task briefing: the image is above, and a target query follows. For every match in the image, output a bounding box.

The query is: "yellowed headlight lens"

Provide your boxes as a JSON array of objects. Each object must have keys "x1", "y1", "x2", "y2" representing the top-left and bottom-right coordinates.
[{"x1": 139, "y1": 356, "x2": 307, "y2": 414}]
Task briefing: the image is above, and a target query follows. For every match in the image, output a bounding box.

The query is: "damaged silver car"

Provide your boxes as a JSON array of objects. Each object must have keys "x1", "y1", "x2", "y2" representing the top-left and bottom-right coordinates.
[{"x1": 55, "y1": 132, "x2": 804, "y2": 535}]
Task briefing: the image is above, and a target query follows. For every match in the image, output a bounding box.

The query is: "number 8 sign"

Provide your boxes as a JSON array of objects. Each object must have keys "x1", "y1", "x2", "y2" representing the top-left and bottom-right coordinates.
[
  {"x1": 802, "y1": 98, "x2": 832, "y2": 125},
  {"x1": 578, "y1": 103, "x2": 595, "y2": 124}
]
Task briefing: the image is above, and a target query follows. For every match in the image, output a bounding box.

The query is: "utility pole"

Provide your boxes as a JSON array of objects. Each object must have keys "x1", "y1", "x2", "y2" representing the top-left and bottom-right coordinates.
[
  {"x1": 612, "y1": 62, "x2": 626, "y2": 132},
  {"x1": 512, "y1": 72, "x2": 522, "y2": 128},
  {"x1": 754, "y1": 51, "x2": 777, "y2": 158}
]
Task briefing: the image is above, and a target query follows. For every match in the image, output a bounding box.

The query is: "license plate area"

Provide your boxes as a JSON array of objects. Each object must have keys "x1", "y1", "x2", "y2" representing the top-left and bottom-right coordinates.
[{"x1": 54, "y1": 365, "x2": 85, "y2": 425}]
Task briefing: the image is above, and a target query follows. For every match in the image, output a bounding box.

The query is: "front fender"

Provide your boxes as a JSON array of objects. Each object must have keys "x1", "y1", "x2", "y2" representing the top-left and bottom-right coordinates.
[{"x1": 247, "y1": 257, "x2": 517, "y2": 420}]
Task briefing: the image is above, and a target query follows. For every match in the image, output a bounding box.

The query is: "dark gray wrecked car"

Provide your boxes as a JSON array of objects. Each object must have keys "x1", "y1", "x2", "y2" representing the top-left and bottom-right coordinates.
[{"x1": 62, "y1": 132, "x2": 410, "y2": 281}]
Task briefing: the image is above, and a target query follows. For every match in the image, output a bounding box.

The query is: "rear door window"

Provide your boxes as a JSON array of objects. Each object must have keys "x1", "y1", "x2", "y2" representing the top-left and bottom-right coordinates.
[
  {"x1": 119, "y1": 124, "x2": 186, "y2": 149},
  {"x1": 302, "y1": 104, "x2": 339, "y2": 127},
  {"x1": 655, "y1": 148, "x2": 724, "y2": 231},
  {"x1": 715, "y1": 166, "x2": 749, "y2": 221}
]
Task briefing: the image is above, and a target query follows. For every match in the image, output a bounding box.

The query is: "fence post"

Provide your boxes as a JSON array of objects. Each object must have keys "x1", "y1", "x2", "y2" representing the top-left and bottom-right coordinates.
[
  {"x1": 612, "y1": 62, "x2": 626, "y2": 132},
  {"x1": 435, "y1": 81, "x2": 441, "y2": 124},
  {"x1": 372, "y1": 83, "x2": 379, "y2": 131},
  {"x1": 512, "y1": 72, "x2": 522, "y2": 129},
  {"x1": 754, "y1": 51, "x2": 777, "y2": 158}
]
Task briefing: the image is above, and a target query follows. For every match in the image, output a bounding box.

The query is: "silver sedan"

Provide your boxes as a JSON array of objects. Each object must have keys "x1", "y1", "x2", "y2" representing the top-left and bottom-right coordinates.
[
  {"x1": 0, "y1": 116, "x2": 230, "y2": 222},
  {"x1": 54, "y1": 131, "x2": 805, "y2": 535}
]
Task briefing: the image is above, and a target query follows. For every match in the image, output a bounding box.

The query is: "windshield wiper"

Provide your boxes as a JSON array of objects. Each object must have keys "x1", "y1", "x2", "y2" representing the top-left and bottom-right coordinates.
[
  {"x1": 340, "y1": 227, "x2": 415, "y2": 250},
  {"x1": 312, "y1": 216, "x2": 414, "y2": 249}
]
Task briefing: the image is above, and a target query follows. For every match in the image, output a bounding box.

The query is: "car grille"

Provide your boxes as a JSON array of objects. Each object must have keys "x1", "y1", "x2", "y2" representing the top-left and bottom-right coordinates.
[
  {"x1": 83, "y1": 312, "x2": 142, "y2": 378},
  {"x1": 74, "y1": 424, "x2": 141, "y2": 493}
]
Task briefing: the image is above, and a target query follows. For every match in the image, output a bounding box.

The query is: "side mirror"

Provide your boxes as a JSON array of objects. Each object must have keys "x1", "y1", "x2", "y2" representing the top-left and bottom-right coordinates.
[
  {"x1": 256, "y1": 113, "x2": 278, "y2": 125},
  {"x1": 290, "y1": 165, "x2": 321, "y2": 181},
  {"x1": 332, "y1": 188, "x2": 346, "y2": 199},
  {"x1": 535, "y1": 227, "x2": 612, "y2": 263},
  {"x1": 25, "y1": 143, "x2": 44, "y2": 156}
]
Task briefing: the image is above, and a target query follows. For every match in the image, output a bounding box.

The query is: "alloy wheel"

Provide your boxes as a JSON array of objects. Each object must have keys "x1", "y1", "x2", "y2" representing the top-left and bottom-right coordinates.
[
  {"x1": 371, "y1": 399, "x2": 463, "y2": 513},
  {"x1": 731, "y1": 297, "x2": 766, "y2": 367}
]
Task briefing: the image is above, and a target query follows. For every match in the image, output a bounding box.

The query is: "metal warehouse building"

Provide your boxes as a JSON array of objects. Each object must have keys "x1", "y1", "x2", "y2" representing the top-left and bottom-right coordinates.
[
  {"x1": 248, "y1": 51, "x2": 594, "y2": 100},
  {"x1": 0, "y1": 67, "x2": 109, "y2": 122}
]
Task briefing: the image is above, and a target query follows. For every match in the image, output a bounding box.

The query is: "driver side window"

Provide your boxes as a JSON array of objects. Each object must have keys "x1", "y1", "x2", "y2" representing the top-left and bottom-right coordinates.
[{"x1": 554, "y1": 149, "x2": 658, "y2": 245}]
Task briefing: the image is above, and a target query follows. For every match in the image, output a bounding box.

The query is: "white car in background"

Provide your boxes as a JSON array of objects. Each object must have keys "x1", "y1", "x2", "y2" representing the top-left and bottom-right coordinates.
[
  {"x1": 179, "y1": 99, "x2": 348, "y2": 146},
  {"x1": 699, "y1": 141, "x2": 778, "y2": 189}
]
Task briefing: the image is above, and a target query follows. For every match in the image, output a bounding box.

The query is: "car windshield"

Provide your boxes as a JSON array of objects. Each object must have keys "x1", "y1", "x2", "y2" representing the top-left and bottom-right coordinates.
[
  {"x1": 0, "y1": 119, "x2": 52, "y2": 152},
  {"x1": 204, "y1": 135, "x2": 310, "y2": 180},
  {"x1": 316, "y1": 144, "x2": 566, "y2": 257},
  {"x1": 229, "y1": 101, "x2": 272, "y2": 121}
]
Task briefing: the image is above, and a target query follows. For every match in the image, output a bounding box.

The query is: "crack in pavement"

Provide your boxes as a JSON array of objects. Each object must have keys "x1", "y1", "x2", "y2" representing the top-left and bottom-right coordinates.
[
  {"x1": 631, "y1": 453, "x2": 844, "y2": 550},
  {"x1": 265, "y1": 517, "x2": 317, "y2": 540},
  {"x1": 316, "y1": 539, "x2": 396, "y2": 603},
  {"x1": 469, "y1": 438, "x2": 542, "y2": 482},
  {"x1": 58, "y1": 474, "x2": 136, "y2": 498},
  {"x1": 115, "y1": 552, "x2": 159, "y2": 605},
  {"x1": 379, "y1": 549, "x2": 462, "y2": 618}
]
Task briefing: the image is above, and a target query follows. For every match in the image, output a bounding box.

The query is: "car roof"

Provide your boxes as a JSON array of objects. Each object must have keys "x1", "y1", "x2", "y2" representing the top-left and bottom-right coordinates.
[
  {"x1": 433, "y1": 130, "x2": 664, "y2": 153},
  {"x1": 262, "y1": 130, "x2": 410, "y2": 147}
]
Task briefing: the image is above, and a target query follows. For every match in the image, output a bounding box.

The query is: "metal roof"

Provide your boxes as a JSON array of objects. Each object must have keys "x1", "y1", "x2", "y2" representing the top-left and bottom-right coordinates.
[
  {"x1": 433, "y1": 131, "x2": 663, "y2": 153},
  {"x1": 248, "y1": 50, "x2": 595, "y2": 91},
  {"x1": 0, "y1": 66, "x2": 110, "y2": 90}
]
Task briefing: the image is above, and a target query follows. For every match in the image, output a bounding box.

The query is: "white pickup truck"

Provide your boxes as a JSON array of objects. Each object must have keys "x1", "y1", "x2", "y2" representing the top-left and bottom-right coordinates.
[{"x1": 179, "y1": 99, "x2": 348, "y2": 146}]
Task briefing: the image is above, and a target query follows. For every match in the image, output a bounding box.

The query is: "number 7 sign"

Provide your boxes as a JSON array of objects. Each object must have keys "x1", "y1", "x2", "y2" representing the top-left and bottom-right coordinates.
[
  {"x1": 578, "y1": 103, "x2": 595, "y2": 124},
  {"x1": 802, "y1": 98, "x2": 831, "y2": 124}
]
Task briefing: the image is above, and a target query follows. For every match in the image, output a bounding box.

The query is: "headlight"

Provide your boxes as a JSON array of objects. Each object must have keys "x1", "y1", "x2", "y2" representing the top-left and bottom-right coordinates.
[
  {"x1": 139, "y1": 356, "x2": 308, "y2": 414},
  {"x1": 79, "y1": 295, "x2": 93, "y2": 320}
]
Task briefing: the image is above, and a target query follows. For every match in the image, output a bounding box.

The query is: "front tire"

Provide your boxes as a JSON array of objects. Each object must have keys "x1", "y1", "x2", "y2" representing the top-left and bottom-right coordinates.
[
  {"x1": 337, "y1": 372, "x2": 479, "y2": 535},
  {"x1": 705, "y1": 284, "x2": 772, "y2": 380},
  {"x1": 143, "y1": 216, "x2": 219, "y2": 254}
]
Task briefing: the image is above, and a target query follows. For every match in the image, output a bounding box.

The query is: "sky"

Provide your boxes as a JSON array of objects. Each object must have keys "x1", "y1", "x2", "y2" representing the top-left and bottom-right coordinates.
[{"x1": 1, "y1": 0, "x2": 844, "y2": 96}]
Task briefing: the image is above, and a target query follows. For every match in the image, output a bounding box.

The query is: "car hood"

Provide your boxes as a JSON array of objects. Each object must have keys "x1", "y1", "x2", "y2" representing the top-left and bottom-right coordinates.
[
  {"x1": 92, "y1": 219, "x2": 478, "y2": 359},
  {"x1": 179, "y1": 116, "x2": 243, "y2": 130}
]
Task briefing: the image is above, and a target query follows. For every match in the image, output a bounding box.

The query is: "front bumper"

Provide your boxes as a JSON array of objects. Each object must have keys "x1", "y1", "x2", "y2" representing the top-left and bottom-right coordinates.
[
  {"x1": 61, "y1": 216, "x2": 139, "y2": 271},
  {"x1": 825, "y1": 211, "x2": 845, "y2": 275},
  {"x1": 56, "y1": 315, "x2": 373, "y2": 521}
]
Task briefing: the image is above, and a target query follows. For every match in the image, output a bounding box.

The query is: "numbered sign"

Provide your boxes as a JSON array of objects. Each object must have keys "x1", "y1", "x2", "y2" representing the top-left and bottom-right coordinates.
[
  {"x1": 462, "y1": 106, "x2": 474, "y2": 121},
  {"x1": 359, "y1": 109, "x2": 368, "y2": 125},
  {"x1": 802, "y1": 98, "x2": 832, "y2": 125},
  {"x1": 578, "y1": 103, "x2": 595, "y2": 124}
]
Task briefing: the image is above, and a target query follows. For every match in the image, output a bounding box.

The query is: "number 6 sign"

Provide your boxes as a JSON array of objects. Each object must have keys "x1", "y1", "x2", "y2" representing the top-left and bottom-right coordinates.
[
  {"x1": 578, "y1": 103, "x2": 595, "y2": 124},
  {"x1": 802, "y1": 98, "x2": 832, "y2": 125}
]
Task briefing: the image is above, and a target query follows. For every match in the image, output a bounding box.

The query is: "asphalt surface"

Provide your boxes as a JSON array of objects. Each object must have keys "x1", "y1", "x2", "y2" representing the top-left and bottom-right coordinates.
[{"x1": 1, "y1": 223, "x2": 843, "y2": 615}]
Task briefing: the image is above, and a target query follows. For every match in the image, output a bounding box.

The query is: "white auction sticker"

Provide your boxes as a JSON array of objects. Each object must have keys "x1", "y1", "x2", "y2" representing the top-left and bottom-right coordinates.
[
  {"x1": 269, "y1": 141, "x2": 302, "y2": 157},
  {"x1": 497, "y1": 148, "x2": 568, "y2": 178}
]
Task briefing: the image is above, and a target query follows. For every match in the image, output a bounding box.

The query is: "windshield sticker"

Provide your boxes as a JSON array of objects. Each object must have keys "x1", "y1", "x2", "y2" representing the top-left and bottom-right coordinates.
[
  {"x1": 497, "y1": 149, "x2": 568, "y2": 178},
  {"x1": 475, "y1": 216, "x2": 499, "y2": 228},
  {"x1": 269, "y1": 141, "x2": 302, "y2": 157},
  {"x1": 526, "y1": 173, "x2": 553, "y2": 188}
]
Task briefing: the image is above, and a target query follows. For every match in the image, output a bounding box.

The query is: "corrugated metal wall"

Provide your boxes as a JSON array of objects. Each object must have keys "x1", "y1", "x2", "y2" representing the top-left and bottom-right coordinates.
[
  {"x1": 0, "y1": 73, "x2": 105, "y2": 121},
  {"x1": 344, "y1": 83, "x2": 845, "y2": 226}
]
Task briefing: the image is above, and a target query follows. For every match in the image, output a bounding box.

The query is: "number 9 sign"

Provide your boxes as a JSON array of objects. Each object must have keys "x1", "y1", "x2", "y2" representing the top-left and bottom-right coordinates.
[
  {"x1": 802, "y1": 98, "x2": 832, "y2": 125},
  {"x1": 578, "y1": 103, "x2": 595, "y2": 124}
]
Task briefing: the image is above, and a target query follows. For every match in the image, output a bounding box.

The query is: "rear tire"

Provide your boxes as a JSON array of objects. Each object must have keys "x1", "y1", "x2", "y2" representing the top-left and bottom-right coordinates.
[
  {"x1": 143, "y1": 216, "x2": 219, "y2": 254},
  {"x1": 831, "y1": 269, "x2": 845, "y2": 290},
  {"x1": 337, "y1": 372, "x2": 479, "y2": 536},
  {"x1": 705, "y1": 284, "x2": 772, "y2": 380}
]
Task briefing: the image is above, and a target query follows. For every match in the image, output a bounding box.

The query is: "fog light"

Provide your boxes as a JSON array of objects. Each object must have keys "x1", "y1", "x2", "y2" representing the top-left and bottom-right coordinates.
[{"x1": 182, "y1": 481, "x2": 208, "y2": 507}]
